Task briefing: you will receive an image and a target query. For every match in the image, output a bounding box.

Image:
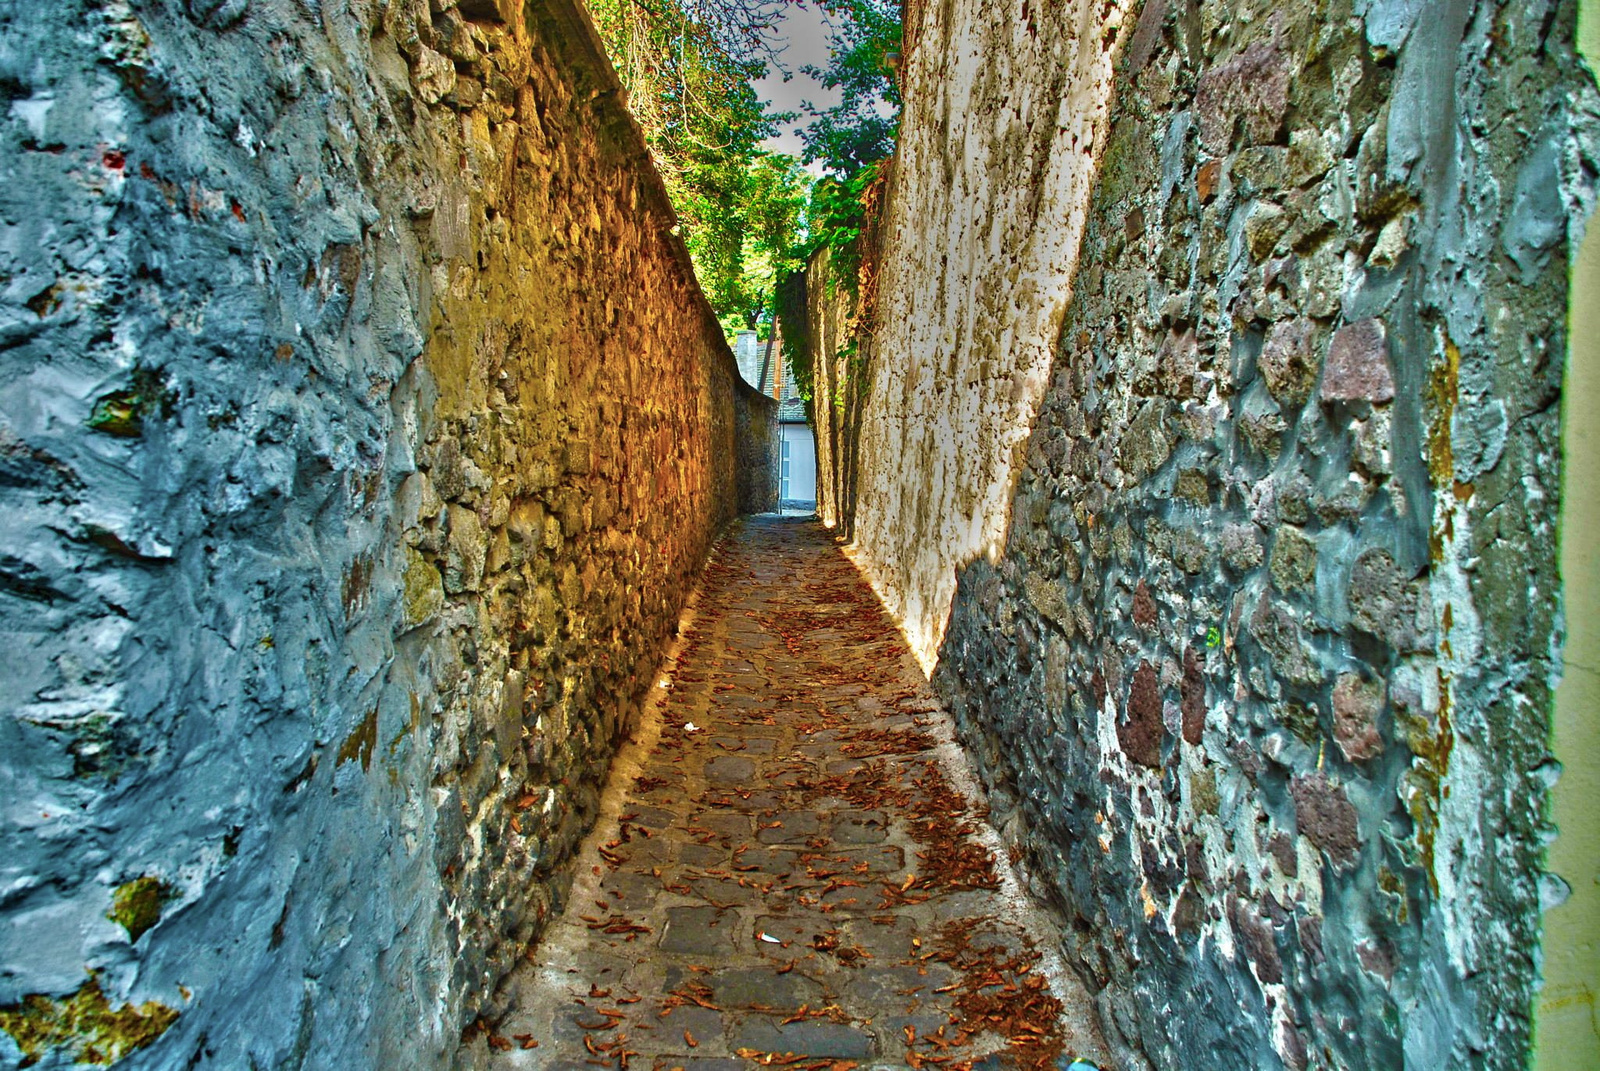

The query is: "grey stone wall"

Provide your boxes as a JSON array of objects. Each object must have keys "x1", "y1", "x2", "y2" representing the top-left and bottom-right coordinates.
[
  {"x1": 0, "y1": 0, "x2": 767, "y2": 1067},
  {"x1": 934, "y1": 0, "x2": 1600, "y2": 1068}
]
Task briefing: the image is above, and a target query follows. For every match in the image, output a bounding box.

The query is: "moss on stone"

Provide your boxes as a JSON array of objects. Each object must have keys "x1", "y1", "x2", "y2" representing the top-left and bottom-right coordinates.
[
  {"x1": 0, "y1": 975, "x2": 178, "y2": 1067},
  {"x1": 86, "y1": 367, "x2": 174, "y2": 439},
  {"x1": 107, "y1": 876, "x2": 171, "y2": 942},
  {"x1": 87, "y1": 392, "x2": 142, "y2": 438},
  {"x1": 1269, "y1": 526, "x2": 1318, "y2": 594},
  {"x1": 336, "y1": 706, "x2": 378, "y2": 771},
  {"x1": 402, "y1": 546, "x2": 445, "y2": 628}
]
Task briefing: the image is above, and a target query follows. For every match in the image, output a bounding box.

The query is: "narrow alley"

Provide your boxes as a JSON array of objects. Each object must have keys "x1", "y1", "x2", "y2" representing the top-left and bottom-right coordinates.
[
  {"x1": 3, "y1": 0, "x2": 1597, "y2": 1068},
  {"x1": 474, "y1": 519, "x2": 1107, "y2": 1070}
]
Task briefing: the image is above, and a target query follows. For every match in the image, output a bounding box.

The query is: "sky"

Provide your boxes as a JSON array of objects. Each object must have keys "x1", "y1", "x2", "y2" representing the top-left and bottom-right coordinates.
[{"x1": 750, "y1": 2, "x2": 841, "y2": 161}]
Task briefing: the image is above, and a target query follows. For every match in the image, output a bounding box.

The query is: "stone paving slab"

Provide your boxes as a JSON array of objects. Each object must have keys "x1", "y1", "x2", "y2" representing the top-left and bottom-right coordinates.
[{"x1": 463, "y1": 519, "x2": 1111, "y2": 1070}]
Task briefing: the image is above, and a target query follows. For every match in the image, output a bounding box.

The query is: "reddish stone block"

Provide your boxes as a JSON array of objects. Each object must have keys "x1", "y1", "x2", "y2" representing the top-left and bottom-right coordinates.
[
  {"x1": 1132, "y1": 579, "x2": 1158, "y2": 630},
  {"x1": 1289, "y1": 773, "x2": 1361, "y2": 866},
  {"x1": 1321, "y1": 318, "x2": 1394, "y2": 403},
  {"x1": 1121, "y1": 660, "x2": 1165, "y2": 768},
  {"x1": 1181, "y1": 645, "x2": 1206, "y2": 745},
  {"x1": 1267, "y1": 832, "x2": 1297, "y2": 877},
  {"x1": 1230, "y1": 896, "x2": 1284, "y2": 984},
  {"x1": 1331, "y1": 673, "x2": 1384, "y2": 762},
  {"x1": 1195, "y1": 40, "x2": 1292, "y2": 154}
]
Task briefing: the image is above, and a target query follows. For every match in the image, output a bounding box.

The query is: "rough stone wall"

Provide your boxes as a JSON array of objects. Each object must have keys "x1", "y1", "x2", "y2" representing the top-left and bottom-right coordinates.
[
  {"x1": 844, "y1": 0, "x2": 1137, "y2": 670},
  {"x1": 0, "y1": 1, "x2": 770, "y2": 1067},
  {"x1": 736, "y1": 386, "x2": 780, "y2": 514},
  {"x1": 935, "y1": 1, "x2": 1600, "y2": 1069}
]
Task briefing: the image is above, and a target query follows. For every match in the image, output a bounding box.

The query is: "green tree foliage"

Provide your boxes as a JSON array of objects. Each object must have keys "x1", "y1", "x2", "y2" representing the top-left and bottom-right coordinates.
[
  {"x1": 690, "y1": 150, "x2": 810, "y2": 335},
  {"x1": 586, "y1": 0, "x2": 901, "y2": 345},
  {"x1": 782, "y1": 0, "x2": 901, "y2": 399},
  {"x1": 587, "y1": 0, "x2": 806, "y2": 335},
  {"x1": 796, "y1": 0, "x2": 902, "y2": 181},
  {"x1": 802, "y1": 161, "x2": 878, "y2": 297},
  {"x1": 788, "y1": 0, "x2": 902, "y2": 295}
]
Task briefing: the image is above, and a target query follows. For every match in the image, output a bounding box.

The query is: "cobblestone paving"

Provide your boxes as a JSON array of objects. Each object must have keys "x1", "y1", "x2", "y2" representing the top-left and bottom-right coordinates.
[{"x1": 475, "y1": 518, "x2": 1109, "y2": 1070}]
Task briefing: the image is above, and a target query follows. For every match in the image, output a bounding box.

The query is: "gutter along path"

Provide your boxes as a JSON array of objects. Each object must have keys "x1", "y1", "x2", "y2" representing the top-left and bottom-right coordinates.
[{"x1": 475, "y1": 517, "x2": 1110, "y2": 1070}]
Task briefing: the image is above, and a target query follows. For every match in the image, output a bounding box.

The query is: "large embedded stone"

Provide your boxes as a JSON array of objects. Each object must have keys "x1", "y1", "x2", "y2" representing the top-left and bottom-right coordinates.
[
  {"x1": 1195, "y1": 40, "x2": 1292, "y2": 153},
  {"x1": 402, "y1": 546, "x2": 445, "y2": 628},
  {"x1": 831, "y1": 810, "x2": 888, "y2": 844},
  {"x1": 1132, "y1": 580, "x2": 1158, "y2": 630},
  {"x1": 445, "y1": 504, "x2": 485, "y2": 593},
  {"x1": 1321, "y1": 319, "x2": 1394, "y2": 403},
  {"x1": 709, "y1": 968, "x2": 823, "y2": 1010},
  {"x1": 1173, "y1": 468, "x2": 1211, "y2": 506},
  {"x1": 1348, "y1": 548, "x2": 1432, "y2": 652},
  {"x1": 1190, "y1": 767, "x2": 1220, "y2": 815},
  {"x1": 1181, "y1": 646, "x2": 1206, "y2": 745},
  {"x1": 729, "y1": 1018, "x2": 875, "y2": 1059},
  {"x1": 1289, "y1": 773, "x2": 1361, "y2": 866},
  {"x1": 1120, "y1": 660, "x2": 1165, "y2": 768},
  {"x1": 1230, "y1": 897, "x2": 1284, "y2": 984},
  {"x1": 1221, "y1": 523, "x2": 1265, "y2": 572},
  {"x1": 412, "y1": 44, "x2": 457, "y2": 105},
  {"x1": 432, "y1": 436, "x2": 467, "y2": 500},
  {"x1": 1157, "y1": 327, "x2": 1200, "y2": 397},
  {"x1": 1258, "y1": 318, "x2": 1320, "y2": 406},
  {"x1": 1269, "y1": 526, "x2": 1318, "y2": 594},
  {"x1": 1331, "y1": 673, "x2": 1384, "y2": 762},
  {"x1": 1249, "y1": 598, "x2": 1323, "y2": 686},
  {"x1": 1245, "y1": 201, "x2": 1289, "y2": 259},
  {"x1": 705, "y1": 754, "x2": 757, "y2": 784},
  {"x1": 1267, "y1": 832, "x2": 1297, "y2": 877},
  {"x1": 661, "y1": 906, "x2": 736, "y2": 955},
  {"x1": 1121, "y1": 401, "x2": 1175, "y2": 483}
]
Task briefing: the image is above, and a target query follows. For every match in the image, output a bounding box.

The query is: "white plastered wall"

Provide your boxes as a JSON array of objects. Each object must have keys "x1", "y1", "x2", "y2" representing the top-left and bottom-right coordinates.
[{"x1": 849, "y1": 0, "x2": 1135, "y2": 671}]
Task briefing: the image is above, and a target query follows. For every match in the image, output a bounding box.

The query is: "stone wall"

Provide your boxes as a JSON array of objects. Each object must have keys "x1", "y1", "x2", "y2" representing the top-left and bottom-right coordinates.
[
  {"x1": 932, "y1": 1, "x2": 1600, "y2": 1069},
  {"x1": 789, "y1": 244, "x2": 862, "y2": 539},
  {"x1": 843, "y1": 0, "x2": 1138, "y2": 670},
  {"x1": 736, "y1": 385, "x2": 780, "y2": 514},
  {"x1": 0, "y1": 0, "x2": 770, "y2": 1067}
]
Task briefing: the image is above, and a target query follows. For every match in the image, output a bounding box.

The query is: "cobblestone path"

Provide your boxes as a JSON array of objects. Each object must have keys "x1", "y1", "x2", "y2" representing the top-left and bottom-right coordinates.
[{"x1": 477, "y1": 518, "x2": 1108, "y2": 1070}]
